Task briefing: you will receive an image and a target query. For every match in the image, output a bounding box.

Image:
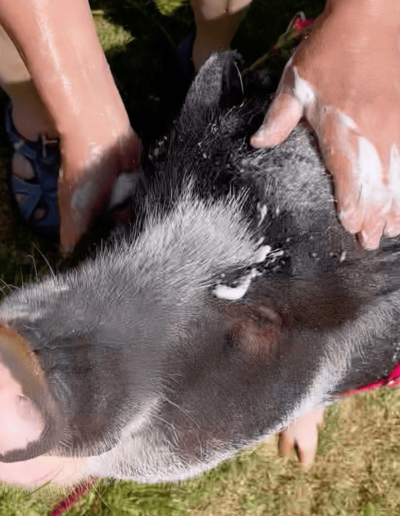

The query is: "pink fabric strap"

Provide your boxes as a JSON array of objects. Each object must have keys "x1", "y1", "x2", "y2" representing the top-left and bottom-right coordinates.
[
  {"x1": 338, "y1": 362, "x2": 400, "y2": 397},
  {"x1": 47, "y1": 477, "x2": 98, "y2": 516}
]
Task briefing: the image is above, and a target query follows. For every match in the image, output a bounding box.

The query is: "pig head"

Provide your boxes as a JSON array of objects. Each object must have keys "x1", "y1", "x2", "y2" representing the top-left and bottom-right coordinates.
[{"x1": 1, "y1": 52, "x2": 400, "y2": 487}]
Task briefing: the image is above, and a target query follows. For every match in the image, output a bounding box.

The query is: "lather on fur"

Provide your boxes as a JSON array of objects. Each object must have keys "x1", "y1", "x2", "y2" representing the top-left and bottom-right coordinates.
[{"x1": 0, "y1": 52, "x2": 400, "y2": 486}]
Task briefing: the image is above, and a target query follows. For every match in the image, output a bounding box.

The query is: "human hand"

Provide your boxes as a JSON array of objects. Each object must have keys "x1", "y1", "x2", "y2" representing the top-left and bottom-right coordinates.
[
  {"x1": 251, "y1": 0, "x2": 400, "y2": 249},
  {"x1": 278, "y1": 406, "x2": 325, "y2": 468},
  {"x1": 58, "y1": 124, "x2": 141, "y2": 251}
]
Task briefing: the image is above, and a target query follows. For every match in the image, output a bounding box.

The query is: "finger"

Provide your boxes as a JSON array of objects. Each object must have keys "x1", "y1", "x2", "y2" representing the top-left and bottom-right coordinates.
[
  {"x1": 355, "y1": 137, "x2": 390, "y2": 249},
  {"x1": 316, "y1": 111, "x2": 363, "y2": 234},
  {"x1": 297, "y1": 437, "x2": 318, "y2": 470},
  {"x1": 58, "y1": 163, "x2": 116, "y2": 252},
  {"x1": 278, "y1": 429, "x2": 295, "y2": 458},
  {"x1": 323, "y1": 144, "x2": 364, "y2": 234},
  {"x1": 250, "y1": 92, "x2": 303, "y2": 148},
  {"x1": 58, "y1": 177, "x2": 95, "y2": 252},
  {"x1": 359, "y1": 216, "x2": 386, "y2": 250},
  {"x1": 292, "y1": 408, "x2": 323, "y2": 468},
  {"x1": 385, "y1": 201, "x2": 400, "y2": 238},
  {"x1": 385, "y1": 144, "x2": 400, "y2": 238}
]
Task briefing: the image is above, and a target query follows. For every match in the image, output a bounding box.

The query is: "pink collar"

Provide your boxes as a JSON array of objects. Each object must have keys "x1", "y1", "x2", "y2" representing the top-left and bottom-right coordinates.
[{"x1": 338, "y1": 362, "x2": 400, "y2": 397}]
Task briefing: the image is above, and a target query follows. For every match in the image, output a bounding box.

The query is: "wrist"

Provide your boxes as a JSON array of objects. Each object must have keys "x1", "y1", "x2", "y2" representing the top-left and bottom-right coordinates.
[
  {"x1": 0, "y1": 0, "x2": 131, "y2": 142},
  {"x1": 325, "y1": 0, "x2": 400, "y2": 27}
]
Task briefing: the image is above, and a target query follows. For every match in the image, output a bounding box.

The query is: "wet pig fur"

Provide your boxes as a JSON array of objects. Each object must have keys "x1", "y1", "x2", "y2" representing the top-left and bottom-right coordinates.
[{"x1": 1, "y1": 52, "x2": 400, "y2": 484}]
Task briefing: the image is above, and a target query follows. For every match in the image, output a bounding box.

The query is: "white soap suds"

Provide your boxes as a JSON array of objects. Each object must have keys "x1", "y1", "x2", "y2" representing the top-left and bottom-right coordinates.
[
  {"x1": 71, "y1": 178, "x2": 97, "y2": 212},
  {"x1": 389, "y1": 143, "x2": 400, "y2": 196},
  {"x1": 212, "y1": 269, "x2": 260, "y2": 301},
  {"x1": 357, "y1": 137, "x2": 387, "y2": 206},
  {"x1": 293, "y1": 66, "x2": 316, "y2": 107},
  {"x1": 257, "y1": 204, "x2": 267, "y2": 226},
  {"x1": 338, "y1": 113, "x2": 358, "y2": 131},
  {"x1": 109, "y1": 169, "x2": 146, "y2": 210},
  {"x1": 254, "y1": 245, "x2": 271, "y2": 263}
]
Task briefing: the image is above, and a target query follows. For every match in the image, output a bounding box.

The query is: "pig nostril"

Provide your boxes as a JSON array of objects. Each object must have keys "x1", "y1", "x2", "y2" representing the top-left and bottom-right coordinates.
[{"x1": 0, "y1": 326, "x2": 45, "y2": 388}]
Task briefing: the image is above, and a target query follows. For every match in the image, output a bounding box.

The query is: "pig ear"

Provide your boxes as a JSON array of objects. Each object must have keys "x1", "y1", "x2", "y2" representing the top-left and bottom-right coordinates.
[
  {"x1": 0, "y1": 327, "x2": 65, "y2": 463},
  {"x1": 225, "y1": 304, "x2": 282, "y2": 359},
  {"x1": 180, "y1": 51, "x2": 244, "y2": 124}
]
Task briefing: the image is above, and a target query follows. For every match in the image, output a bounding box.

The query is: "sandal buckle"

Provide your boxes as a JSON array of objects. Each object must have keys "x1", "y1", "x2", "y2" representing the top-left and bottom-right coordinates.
[{"x1": 40, "y1": 134, "x2": 59, "y2": 158}]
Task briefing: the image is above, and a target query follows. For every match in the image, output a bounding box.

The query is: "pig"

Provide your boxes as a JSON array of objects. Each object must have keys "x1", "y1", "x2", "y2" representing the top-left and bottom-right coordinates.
[{"x1": 0, "y1": 51, "x2": 400, "y2": 488}]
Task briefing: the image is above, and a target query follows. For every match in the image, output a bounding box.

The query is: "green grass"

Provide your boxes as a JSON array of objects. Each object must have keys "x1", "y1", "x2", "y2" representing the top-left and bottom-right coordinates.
[
  {"x1": 3, "y1": 1, "x2": 400, "y2": 515},
  {"x1": 2, "y1": 391, "x2": 400, "y2": 515}
]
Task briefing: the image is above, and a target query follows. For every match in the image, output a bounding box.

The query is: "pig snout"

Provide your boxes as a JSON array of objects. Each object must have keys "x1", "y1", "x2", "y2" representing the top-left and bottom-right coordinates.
[
  {"x1": 0, "y1": 360, "x2": 43, "y2": 458},
  {"x1": 0, "y1": 326, "x2": 87, "y2": 488},
  {"x1": 0, "y1": 326, "x2": 64, "y2": 463}
]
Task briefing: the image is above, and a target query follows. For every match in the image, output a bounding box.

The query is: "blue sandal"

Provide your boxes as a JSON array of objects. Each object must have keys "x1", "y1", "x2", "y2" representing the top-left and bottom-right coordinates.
[{"x1": 5, "y1": 103, "x2": 60, "y2": 236}]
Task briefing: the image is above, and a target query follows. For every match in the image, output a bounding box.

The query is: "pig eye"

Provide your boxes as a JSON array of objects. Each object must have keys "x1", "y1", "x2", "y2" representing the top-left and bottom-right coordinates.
[{"x1": 224, "y1": 304, "x2": 282, "y2": 360}]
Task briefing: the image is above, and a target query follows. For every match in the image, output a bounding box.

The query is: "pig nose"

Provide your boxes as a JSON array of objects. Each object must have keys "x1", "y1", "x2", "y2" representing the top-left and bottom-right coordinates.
[
  {"x1": 0, "y1": 325, "x2": 46, "y2": 392},
  {"x1": 0, "y1": 363, "x2": 44, "y2": 456},
  {"x1": 0, "y1": 326, "x2": 65, "y2": 463}
]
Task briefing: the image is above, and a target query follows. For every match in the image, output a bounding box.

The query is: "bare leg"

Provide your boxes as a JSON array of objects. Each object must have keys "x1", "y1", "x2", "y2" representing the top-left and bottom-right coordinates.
[
  {"x1": 191, "y1": 0, "x2": 253, "y2": 71},
  {"x1": 0, "y1": 25, "x2": 57, "y2": 141},
  {"x1": 0, "y1": 24, "x2": 58, "y2": 222}
]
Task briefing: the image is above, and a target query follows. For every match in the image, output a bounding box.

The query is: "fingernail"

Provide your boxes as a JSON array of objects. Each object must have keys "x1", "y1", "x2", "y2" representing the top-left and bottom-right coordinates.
[
  {"x1": 338, "y1": 211, "x2": 361, "y2": 234},
  {"x1": 252, "y1": 126, "x2": 268, "y2": 140},
  {"x1": 251, "y1": 126, "x2": 279, "y2": 147},
  {"x1": 385, "y1": 226, "x2": 400, "y2": 238},
  {"x1": 298, "y1": 448, "x2": 315, "y2": 468},
  {"x1": 359, "y1": 230, "x2": 381, "y2": 250}
]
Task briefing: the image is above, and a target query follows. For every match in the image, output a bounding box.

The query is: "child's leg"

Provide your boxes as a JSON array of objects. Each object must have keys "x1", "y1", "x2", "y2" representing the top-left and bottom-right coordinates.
[
  {"x1": 0, "y1": 25, "x2": 57, "y2": 142},
  {"x1": 191, "y1": 0, "x2": 252, "y2": 71}
]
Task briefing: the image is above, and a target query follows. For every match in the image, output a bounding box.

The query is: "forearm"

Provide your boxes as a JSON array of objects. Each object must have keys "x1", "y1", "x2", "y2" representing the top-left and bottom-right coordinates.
[
  {"x1": 325, "y1": 0, "x2": 400, "y2": 26},
  {"x1": 0, "y1": 0, "x2": 130, "y2": 143}
]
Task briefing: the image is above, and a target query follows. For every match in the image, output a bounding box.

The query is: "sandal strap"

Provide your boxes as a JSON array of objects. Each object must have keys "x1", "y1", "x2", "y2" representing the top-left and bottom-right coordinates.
[
  {"x1": 5, "y1": 102, "x2": 60, "y2": 234},
  {"x1": 10, "y1": 175, "x2": 43, "y2": 222}
]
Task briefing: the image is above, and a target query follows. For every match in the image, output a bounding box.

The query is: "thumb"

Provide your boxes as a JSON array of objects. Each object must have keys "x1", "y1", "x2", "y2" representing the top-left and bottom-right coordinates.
[
  {"x1": 250, "y1": 92, "x2": 303, "y2": 148},
  {"x1": 58, "y1": 164, "x2": 116, "y2": 252}
]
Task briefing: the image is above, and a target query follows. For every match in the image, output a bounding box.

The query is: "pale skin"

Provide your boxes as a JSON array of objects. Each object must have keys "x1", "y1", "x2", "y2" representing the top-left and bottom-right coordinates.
[
  {"x1": 0, "y1": 0, "x2": 399, "y2": 485},
  {"x1": 252, "y1": 0, "x2": 400, "y2": 250}
]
